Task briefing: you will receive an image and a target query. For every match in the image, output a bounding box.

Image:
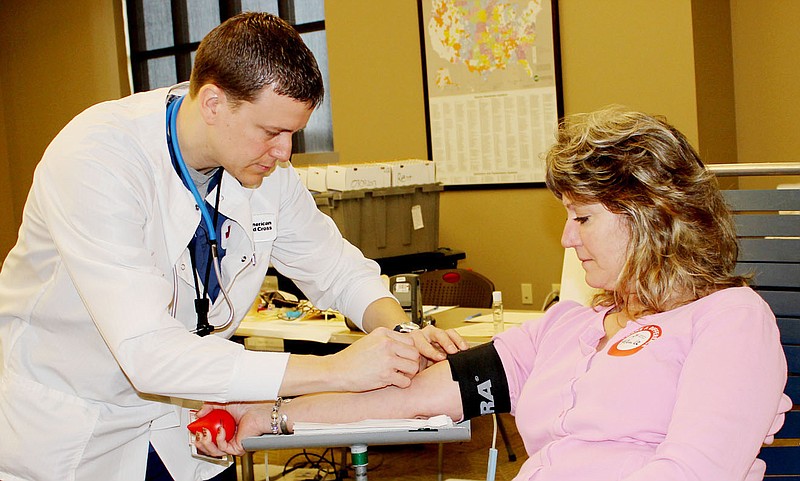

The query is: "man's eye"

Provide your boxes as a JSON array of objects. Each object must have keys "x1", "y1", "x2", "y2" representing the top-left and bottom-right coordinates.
[{"x1": 573, "y1": 216, "x2": 589, "y2": 224}]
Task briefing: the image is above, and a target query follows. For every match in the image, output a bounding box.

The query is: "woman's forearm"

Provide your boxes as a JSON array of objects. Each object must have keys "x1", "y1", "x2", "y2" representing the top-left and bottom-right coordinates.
[
  {"x1": 283, "y1": 360, "x2": 463, "y2": 430},
  {"x1": 217, "y1": 361, "x2": 465, "y2": 453}
]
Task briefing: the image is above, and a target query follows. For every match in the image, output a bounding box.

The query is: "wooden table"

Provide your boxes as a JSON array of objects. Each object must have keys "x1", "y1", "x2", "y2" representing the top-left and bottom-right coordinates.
[{"x1": 235, "y1": 307, "x2": 544, "y2": 348}]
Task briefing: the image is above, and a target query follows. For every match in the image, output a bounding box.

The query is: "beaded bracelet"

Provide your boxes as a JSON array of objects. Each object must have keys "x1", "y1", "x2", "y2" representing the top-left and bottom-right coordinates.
[
  {"x1": 270, "y1": 397, "x2": 283, "y2": 434},
  {"x1": 270, "y1": 397, "x2": 292, "y2": 434}
]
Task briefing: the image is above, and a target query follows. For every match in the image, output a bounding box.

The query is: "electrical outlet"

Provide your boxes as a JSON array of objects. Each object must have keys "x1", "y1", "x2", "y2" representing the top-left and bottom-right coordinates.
[{"x1": 521, "y1": 283, "x2": 533, "y2": 304}]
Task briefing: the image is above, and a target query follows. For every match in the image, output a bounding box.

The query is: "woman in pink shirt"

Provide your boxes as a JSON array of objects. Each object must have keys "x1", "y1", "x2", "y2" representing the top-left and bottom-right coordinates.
[{"x1": 198, "y1": 107, "x2": 791, "y2": 481}]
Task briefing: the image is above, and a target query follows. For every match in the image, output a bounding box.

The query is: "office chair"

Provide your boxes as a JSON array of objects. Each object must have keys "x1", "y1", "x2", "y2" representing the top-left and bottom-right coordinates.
[
  {"x1": 419, "y1": 268, "x2": 495, "y2": 309},
  {"x1": 418, "y1": 268, "x2": 518, "y2": 462},
  {"x1": 708, "y1": 163, "x2": 800, "y2": 479}
]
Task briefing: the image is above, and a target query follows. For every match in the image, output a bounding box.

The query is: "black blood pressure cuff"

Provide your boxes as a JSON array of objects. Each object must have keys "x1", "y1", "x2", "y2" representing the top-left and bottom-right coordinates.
[{"x1": 447, "y1": 341, "x2": 511, "y2": 420}]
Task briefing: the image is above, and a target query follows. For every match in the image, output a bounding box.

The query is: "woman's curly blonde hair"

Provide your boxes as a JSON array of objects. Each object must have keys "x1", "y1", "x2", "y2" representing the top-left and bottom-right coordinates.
[{"x1": 545, "y1": 106, "x2": 747, "y2": 316}]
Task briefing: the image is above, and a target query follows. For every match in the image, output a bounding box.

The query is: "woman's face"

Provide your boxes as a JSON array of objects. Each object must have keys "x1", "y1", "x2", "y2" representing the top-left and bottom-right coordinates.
[{"x1": 560, "y1": 196, "x2": 631, "y2": 291}]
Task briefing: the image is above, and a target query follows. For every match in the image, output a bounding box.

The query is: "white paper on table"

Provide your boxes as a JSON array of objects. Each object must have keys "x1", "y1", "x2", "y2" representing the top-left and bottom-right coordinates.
[
  {"x1": 292, "y1": 415, "x2": 454, "y2": 435},
  {"x1": 463, "y1": 311, "x2": 545, "y2": 324},
  {"x1": 455, "y1": 323, "x2": 508, "y2": 337},
  {"x1": 237, "y1": 317, "x2": 347, "y2": 343},
  {"x1": 422, "y1": 305, "x2": 457, "y2": 315},
  {"x1": 455, "y1": 312, "x2": 545, "y2": 337}
]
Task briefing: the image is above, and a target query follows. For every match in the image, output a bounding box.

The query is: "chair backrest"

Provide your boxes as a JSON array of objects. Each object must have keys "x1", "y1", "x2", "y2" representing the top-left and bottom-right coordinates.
[
  {"x1": 418, "y1": 268, "x2": 495, "y2": 308},
  {"x1": 712, "y1": 163, "x2": 800, "y2": 477},
  {"x1": 559, "y1": 248, "x2": 601, "y2": 305}
]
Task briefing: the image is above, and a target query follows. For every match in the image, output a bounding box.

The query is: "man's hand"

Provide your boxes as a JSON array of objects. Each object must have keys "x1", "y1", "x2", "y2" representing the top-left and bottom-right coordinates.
[
  {"x1": 278, "y1": 326, "x2": 422, "y2": 396},
  {"x1": 361, "y1": 297, "x2": 469, "y2": 368},
  {"x1": 408, "y1": 325, "x2": 469, "y2": 369},
  {"x1": 327, "y1": 327, "x2": 420, "y2": 390}
]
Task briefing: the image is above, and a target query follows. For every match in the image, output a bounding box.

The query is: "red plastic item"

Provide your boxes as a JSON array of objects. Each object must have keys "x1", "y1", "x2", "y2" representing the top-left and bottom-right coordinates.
[
  {"x1": 442, "y1": 272, "x2": 462, "y2": 283},
  {"x1": 188, "y1": 409, "x2": 236, "y2": 443}
]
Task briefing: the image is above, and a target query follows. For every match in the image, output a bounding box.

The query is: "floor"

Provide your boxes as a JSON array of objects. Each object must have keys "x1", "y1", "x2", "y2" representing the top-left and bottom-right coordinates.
[{"x1": 238, "y1": 414, "x2": 528, "y2": 481}]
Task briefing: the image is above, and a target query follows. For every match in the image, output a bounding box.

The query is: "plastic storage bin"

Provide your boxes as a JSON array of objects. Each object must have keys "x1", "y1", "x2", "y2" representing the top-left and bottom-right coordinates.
[{"x1": 314, "y1": 184, "x2": 442, "y2": 259}]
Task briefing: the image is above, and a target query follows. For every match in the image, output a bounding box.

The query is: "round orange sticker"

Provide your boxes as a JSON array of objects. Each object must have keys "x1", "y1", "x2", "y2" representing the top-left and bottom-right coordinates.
[{"x1": 608, "y1": 325, "x2": 661, "y2": 356}]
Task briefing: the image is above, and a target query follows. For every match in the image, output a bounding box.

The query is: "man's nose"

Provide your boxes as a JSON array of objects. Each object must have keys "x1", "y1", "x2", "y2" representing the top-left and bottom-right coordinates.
[{"x1": 269, "y1": 133, "x2": 293, "y2": 162}]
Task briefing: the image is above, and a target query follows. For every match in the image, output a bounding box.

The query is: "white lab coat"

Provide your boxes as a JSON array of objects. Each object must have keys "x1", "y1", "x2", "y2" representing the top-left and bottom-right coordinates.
[{"x1": 0, "y1": 85, "x2": 391, "y2": 481}]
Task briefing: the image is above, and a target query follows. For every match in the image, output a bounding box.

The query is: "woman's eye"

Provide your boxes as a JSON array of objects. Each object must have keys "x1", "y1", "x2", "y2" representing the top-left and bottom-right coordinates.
[{"x1": 573, "y1": 216, "x2": 589, "y2": 224}]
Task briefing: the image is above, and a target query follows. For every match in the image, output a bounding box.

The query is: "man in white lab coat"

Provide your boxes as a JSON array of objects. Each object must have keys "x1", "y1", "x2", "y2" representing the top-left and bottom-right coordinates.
[{"x1": 0, "y1": 12, "x2": 466, "y2": 481}]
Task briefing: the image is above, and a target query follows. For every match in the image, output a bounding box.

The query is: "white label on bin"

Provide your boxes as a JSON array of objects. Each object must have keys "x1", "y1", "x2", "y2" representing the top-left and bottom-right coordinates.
[{"x1": 411, "y1": 204, "x2": 424, "y2": 230}]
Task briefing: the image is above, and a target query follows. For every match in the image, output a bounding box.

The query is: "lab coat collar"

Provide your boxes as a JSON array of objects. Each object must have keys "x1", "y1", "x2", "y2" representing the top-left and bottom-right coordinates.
[
  {"x1": 159, "y1": 171, "x2": 259, "y2": 270},
  {"x1": 216, "y1": 169, "x2": 256, "y2": 245},
  {"x1": 151, "y1": 91, "x2": 203, "y2": 266}
]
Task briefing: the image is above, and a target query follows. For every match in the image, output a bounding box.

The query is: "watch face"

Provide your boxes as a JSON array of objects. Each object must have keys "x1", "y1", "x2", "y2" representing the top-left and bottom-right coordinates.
[{"x1": 394, "y1": 322, "x2": 420, "y2": 333}]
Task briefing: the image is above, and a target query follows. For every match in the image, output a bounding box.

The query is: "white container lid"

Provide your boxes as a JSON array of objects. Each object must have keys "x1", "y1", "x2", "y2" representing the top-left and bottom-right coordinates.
[{"x1": 492, "y1": 291, "x2": 502, "y2": 302}]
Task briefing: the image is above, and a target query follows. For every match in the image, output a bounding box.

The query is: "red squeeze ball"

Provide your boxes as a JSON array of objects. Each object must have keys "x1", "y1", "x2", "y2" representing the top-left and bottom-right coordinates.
[{"x1": 188, "y1": 409, "x2": 236, "y2": 443}]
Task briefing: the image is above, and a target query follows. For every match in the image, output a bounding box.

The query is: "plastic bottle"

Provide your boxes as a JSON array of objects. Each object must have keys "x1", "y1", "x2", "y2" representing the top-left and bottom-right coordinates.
[{"x1": 492, "y1": 291, "x2": 504, "y2": 334}]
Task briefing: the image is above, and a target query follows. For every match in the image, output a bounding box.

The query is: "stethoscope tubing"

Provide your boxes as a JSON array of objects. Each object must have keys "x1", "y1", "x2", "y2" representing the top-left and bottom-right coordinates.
[
  {"x1": 167, "y1": 95, "x2": 235, "y2": 333},
  {"x1": 168, "y1": 96, "x2": 217, "y2": 240}
]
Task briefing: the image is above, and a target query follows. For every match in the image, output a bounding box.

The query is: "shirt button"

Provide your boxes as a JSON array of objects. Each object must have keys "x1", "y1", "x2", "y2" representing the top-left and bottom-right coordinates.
[
  {"x1": 241, "y1": 256, "x2": 247, "y2": 262},
  {"x1": 180, "y1": 263, "x2": 186, "y2": 270}
]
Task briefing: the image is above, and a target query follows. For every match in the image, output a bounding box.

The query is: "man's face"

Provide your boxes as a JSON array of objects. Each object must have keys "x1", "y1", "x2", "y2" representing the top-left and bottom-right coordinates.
[{"x1": 209, "y1": 87, "x2": 314, "y2": 188}]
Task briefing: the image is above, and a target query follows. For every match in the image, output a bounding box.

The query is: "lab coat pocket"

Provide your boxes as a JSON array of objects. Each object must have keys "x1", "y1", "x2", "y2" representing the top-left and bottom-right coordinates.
[{"x1": 0, "y1": 370, "x2": 100, "y2": 481}]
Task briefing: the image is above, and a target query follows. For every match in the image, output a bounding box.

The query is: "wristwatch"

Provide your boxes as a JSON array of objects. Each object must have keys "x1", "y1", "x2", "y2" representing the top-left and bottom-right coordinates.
[{"x1": 393, "y1": 321, "x2": 421, "y2": 333}]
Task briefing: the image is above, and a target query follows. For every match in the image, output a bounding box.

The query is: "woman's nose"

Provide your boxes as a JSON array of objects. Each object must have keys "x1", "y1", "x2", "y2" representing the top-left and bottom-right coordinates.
[{"x1": 561, "y1": 220, "x2": 579, "y2": 249}]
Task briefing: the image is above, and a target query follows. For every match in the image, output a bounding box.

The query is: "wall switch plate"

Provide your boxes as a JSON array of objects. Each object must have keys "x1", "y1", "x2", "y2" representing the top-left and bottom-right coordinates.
[{"x1": 521, "y1": 283, "x2": 534, "y2": 304}]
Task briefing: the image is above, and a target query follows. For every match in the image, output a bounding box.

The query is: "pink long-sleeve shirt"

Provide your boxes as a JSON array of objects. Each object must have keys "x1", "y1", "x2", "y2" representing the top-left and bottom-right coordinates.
[{"x1": 493, "y1": 286, "x2": 791, "y2": 481}]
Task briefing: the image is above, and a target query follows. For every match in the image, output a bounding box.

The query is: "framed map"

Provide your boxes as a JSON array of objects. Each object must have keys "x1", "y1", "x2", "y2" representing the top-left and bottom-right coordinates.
[{"x1": 417, "y1": 0, "x2": 563, "y2": 188}]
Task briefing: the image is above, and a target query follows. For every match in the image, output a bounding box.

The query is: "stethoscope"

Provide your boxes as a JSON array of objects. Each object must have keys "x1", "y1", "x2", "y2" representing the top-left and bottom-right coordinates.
[{"x1": 167, "y1": 95, "x2": 235, "y2": 336}]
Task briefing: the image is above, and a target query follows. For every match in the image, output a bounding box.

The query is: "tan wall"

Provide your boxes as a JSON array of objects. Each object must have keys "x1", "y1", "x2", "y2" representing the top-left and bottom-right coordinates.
[
  {"x1": 730, "y1": 0, "x2": 800, "y2": 190},
  {"x1": 325, "y1": 3, "x2": 429, "y2": 164},
  {"x1": 0, "y1": 74, "x2": 16, "y2": 253},
  {"x1": 692, "y1": 0, "x2": 738, "y2": 168},
  {"x1": 1, "y1": 1, "x2": 799, "y2": 308},
  {"x1": 558, "y1": 1, "x2": 699, "y2": 141},
  {"x1": 0, "y1": 0, "x2": 129, "y2": 259}
]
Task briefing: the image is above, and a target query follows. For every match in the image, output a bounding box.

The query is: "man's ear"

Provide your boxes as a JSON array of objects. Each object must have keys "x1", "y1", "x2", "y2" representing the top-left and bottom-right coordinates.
[{"x1": 197, "y1": 84, "x2": 228, "y2": 125}]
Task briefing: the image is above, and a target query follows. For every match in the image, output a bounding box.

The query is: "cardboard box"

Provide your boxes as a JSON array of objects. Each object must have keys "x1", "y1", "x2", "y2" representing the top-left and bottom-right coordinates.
[
  {"x1": 326, "y1": 164, "x2": 392, "y2": 191},
  {"x1": 307, "y1": 166, "x2": 328, "y2": 192},
  {"x1": 390, "y1": 159, "x2": 436, "y2": 186},
  {"x1": 315, "y1": 184, "x2": 442, "y2": 258}
]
